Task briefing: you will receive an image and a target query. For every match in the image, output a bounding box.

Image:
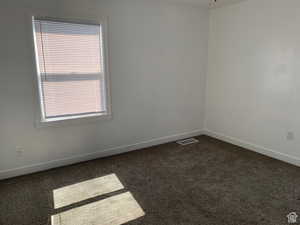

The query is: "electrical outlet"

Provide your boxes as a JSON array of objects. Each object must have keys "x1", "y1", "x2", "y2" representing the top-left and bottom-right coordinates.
[
  {"x1": 287, "y1": 132, "x2": 295, "y2": 141},
  {"x1": 16, "y1": 146, "x2": 24, "y2": 156}
]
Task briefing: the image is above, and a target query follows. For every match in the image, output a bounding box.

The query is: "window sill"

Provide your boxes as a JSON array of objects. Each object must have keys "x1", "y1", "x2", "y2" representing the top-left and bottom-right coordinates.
[{"x1": 35, "y1": 112, "x2": 112, "y2": 128}]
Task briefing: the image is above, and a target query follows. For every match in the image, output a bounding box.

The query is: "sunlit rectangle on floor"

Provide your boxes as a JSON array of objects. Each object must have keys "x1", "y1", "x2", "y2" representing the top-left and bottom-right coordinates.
[
  {"x1": 51, "y1": 192, "x2": 145, "y2": 225},
  {"x1": 53, "y1": 174, "x2": 124, "y2": 209}
]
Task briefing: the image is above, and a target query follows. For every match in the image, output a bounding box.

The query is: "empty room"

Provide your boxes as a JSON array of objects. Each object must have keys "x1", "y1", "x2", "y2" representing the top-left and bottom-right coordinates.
[{"x1": 0, "y1": 0, "x2": 300, "y2": 224}]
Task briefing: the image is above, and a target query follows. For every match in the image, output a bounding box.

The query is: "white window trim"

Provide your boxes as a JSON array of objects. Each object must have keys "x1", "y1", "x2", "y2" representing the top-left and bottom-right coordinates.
[{"x1": 31, "y1": 16, "x2": 112, "y2": 127}]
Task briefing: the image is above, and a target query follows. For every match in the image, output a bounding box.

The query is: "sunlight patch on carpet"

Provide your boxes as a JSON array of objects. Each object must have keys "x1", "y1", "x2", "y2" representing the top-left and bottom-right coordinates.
[
  {"x1": 53, "y1": 174, "x2": 124, "y2": 209},
  {"x1": 51, "y1": 192, "x2": 145, "y2": 225}
]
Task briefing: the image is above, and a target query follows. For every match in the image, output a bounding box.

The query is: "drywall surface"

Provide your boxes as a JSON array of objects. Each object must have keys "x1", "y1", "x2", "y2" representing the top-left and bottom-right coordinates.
[
  {"x1": 205, "y1": 0, "x2": 300, "y2": 163},
  {"x1": 0, "y1": 0, "x2": 208, "y2": 177}
]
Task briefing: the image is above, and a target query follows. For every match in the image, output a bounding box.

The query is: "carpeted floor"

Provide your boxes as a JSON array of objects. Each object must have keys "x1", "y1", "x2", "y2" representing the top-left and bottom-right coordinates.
[{"x1": 0, "y1": 135, "x2": 299, "y2": 225}]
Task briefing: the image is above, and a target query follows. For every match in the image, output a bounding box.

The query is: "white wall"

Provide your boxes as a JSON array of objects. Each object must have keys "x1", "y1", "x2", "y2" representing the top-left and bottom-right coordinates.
[
  {"x1": 0, "y1": 0, "x2": 208, "y2": 178},
  {"x1": 205, "y1": 0, "x2": 300, "y2": 165}
]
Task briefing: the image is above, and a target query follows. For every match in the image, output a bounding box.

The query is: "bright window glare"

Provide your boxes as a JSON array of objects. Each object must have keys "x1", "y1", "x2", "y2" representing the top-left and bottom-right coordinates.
[
  {"x1": 53, "y1": 174, "x2": 124, "y2": 209},
  {"x1": 51, "y1": 192, "x2": 145, "y2": 225}
]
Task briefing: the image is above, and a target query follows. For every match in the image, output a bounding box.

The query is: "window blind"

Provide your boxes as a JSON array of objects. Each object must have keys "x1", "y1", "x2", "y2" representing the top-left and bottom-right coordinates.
[{"x1": 33, "y1": 19, "x2": 107, "y2": 120}]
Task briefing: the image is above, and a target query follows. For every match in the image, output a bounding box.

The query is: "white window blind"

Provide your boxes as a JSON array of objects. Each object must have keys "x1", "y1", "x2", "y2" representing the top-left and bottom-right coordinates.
[{"x1": 33, "y1": 18, "x2": 109, "y2": 122}]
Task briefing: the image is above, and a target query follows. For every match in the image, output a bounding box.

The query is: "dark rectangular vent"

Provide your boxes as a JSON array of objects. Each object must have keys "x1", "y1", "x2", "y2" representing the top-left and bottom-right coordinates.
[{"x1": 177, "y1": 138, "x2": 199, "y2": 146}]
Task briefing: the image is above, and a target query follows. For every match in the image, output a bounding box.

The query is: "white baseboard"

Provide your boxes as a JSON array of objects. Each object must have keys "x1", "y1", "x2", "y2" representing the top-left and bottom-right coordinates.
[
  {"x1": 203, "y1": 129, "x2": 300, "y2": 167},
  {"x1": 0, "y1": 129, "x2": 204, "y2": 180}
]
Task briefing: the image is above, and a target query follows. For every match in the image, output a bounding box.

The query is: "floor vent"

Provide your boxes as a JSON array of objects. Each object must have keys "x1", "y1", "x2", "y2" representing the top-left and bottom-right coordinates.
[{"x1": 176, "y1": 138, "x2": 199, "y2": 146}]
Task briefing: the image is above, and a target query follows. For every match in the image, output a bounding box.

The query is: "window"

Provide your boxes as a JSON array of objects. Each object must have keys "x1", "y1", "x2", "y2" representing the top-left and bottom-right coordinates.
[{"x1": 33, "y1": 18, "x2": 110, "y2": 122}]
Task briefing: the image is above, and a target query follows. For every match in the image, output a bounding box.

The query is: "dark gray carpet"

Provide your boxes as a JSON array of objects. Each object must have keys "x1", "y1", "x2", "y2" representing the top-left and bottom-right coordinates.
[{"x1": 0, "y1": 135, "x2": 299, "y2": 225}]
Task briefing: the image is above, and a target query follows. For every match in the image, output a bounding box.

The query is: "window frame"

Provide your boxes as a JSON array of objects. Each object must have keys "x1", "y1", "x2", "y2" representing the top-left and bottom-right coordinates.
[{"x1": 32, "y1": 16, "x2": 112, "y2": 125}]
